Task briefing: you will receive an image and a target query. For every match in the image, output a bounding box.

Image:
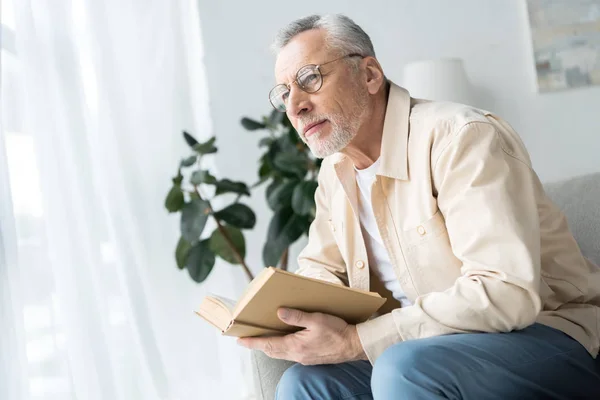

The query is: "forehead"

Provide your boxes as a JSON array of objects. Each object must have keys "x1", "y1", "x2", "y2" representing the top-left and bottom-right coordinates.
[{"x1": 274, "y1": 29, "x2": 332, "y2": 84}]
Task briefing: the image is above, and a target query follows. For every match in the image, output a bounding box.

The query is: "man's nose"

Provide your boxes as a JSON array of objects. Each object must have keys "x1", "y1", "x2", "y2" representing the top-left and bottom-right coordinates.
[{"x1": 286, "y1": 85, "x2": 312, "y2": 117}]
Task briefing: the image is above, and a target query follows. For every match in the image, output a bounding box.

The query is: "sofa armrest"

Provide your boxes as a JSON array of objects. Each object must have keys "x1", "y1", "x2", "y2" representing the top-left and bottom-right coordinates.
[{"x1": 250, "y1": 350, "x2": 295, "y2": 400}]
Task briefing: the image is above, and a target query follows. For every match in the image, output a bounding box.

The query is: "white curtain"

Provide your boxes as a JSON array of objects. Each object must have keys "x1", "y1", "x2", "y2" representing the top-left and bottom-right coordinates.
[{"x1": 0, "y1": 0, "x2": 252, "y2": 399}]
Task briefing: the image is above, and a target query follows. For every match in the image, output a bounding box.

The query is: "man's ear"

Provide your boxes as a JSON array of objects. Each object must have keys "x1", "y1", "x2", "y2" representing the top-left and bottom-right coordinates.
[{"x1": 363, "y1": 57, "x2": 385, "y2": 95}]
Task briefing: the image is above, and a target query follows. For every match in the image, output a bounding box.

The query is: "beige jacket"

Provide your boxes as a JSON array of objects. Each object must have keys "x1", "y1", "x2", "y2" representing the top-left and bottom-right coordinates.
[{"x1": 296, "y1": 82, "x2": 600, "y2": 364}]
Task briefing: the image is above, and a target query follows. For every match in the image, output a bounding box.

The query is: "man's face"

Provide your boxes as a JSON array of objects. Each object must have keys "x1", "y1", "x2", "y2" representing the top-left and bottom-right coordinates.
[{"x1": 274, "y1": 29, "x2": 369, "y2": 158}]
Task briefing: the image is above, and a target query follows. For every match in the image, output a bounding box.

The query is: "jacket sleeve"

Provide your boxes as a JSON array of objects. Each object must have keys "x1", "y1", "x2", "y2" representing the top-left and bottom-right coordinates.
[
  {"x1": 356, "y1": 121, "x2": 543, "y2": 364},
  {"x1": 295, "y1": 165, "x2": 348, "y2": 286}
]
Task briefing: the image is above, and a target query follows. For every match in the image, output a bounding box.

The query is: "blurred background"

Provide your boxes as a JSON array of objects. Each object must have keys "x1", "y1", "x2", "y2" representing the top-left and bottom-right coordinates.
[{"x1": 1, "y1": 0, "x2": 599, "y2": 399}]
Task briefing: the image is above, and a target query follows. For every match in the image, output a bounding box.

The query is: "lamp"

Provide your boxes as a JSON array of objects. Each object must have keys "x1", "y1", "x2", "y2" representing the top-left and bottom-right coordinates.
[{"x1": 402, "y1": 58, "x2": 473, "y2": 105}]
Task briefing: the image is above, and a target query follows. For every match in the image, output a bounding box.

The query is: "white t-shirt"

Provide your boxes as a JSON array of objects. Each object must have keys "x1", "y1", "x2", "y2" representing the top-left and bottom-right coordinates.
[{"x1": 355, "y1": 158, "x2": 412, "y2": 307}]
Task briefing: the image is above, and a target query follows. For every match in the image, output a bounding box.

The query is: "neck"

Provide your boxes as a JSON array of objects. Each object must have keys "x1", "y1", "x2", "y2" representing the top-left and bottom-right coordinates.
[{"x1": 341, "y1": 82, "x2": 389, "y2": 170}]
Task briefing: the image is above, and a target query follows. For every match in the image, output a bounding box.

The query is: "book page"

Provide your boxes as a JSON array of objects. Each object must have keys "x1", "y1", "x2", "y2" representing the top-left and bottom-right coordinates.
[
  {"x1": 196, "y1": 295, "x2": 236, "y2": 332},
  {"x1": 209, "y1": 294, "x2": 237, "y2": 312}
]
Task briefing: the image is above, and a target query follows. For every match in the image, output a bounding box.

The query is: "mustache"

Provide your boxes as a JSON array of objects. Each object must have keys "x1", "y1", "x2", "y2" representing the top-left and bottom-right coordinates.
[{"x1": 298, "y1": 115, "x2": 333, "y2": 134}]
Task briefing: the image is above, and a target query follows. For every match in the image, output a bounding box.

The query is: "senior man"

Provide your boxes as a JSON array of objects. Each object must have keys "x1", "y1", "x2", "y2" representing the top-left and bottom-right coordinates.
[{"x1": 238, "y1": 14, "x2": 600, "y2": 399}]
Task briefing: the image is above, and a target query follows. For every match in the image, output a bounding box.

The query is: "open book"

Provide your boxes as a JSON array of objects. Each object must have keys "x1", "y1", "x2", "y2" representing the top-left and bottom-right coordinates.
[{"x1": 195, "y1": 267, "x2": 386, "y2": 337}]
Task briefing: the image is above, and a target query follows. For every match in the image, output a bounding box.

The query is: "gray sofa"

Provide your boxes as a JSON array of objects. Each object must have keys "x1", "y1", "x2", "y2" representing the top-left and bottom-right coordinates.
[{"x1": 250, "y1": 172, "x2": 600, "y2": 400}]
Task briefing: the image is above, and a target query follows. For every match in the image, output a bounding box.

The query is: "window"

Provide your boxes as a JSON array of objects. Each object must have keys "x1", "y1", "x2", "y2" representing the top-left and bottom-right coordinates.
[{"x1": 2, "y1": 0, "x2": 74, "y2": 397}]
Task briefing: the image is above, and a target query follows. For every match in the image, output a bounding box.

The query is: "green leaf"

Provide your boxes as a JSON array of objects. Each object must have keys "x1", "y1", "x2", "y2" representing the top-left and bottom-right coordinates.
[
  {"x1": 282, "y1": 114, "x2": 294, "y2": 129},
  {"x1": 292, "y1": 180, "x2": 318, "y2": 216},
  {"x1": 267, "y1": 109, "x2": 285, "y2": 128},
  {"x1": 287, "y1": 124, "x2": 301, "y2": 145},
  {"x1": 180, "y1": 199, "x2": 211, "y2": 242},
  {"x1": 265, "y1": 179, "x2": 281, "y2": 200},
  {"x1": 214, "y1": 203, "x2": 256, "y2": 229},
  {"x1": 258, "y1": 158, "x2": 272, "y2": 180},
  {"x1": 191, "y1": 170, "x2": 217, "y2": 185},
  {"x1": 272, "y1": 152, "x2": 308, "y2": 179},
  {"x1": 210, "y1": 225, "x2": 246, "y2": 264},
  {"x1": 262, "y1": 207, "x2": 310, "y2": 267},
  {"x1": 266, "y1": 180, "x2": 296, "y2": 211},
  {"x1": 241, "y1": 117, "x2": 266, "y2": 131},
  {"x1": 183, "y1": 131, "x2": 199, "y2": 148},
  {"x1": 215, "y1": 179, "x2": 250, "y2": 197},
  {"x1": 165, "y1": 185, "x2": 185, "y2": 213},
  {"x1": 186, "y1": 239, "x2": 215, "y2": 283},
  {"x1": 271, "y1": 135, "x2": 297, "y2": 153},
  {"x1": 203, "y1": 171, "x2": 218, "y2": 184},
  {"x1": 172, "y1": 171, "x2": 184, "y2": 185},
  {"x1": 258, "y1": 137, "x2": 274, "y2": 148},
  {"x1": 175, "y1": 237, "x2": 192, "y2": 269},
  {"x1": 180, "y1": 155, "x2": 197, "y2": 167},
  {"x1": 193, "y1": 137, "x2": 218, "y2": 155}
]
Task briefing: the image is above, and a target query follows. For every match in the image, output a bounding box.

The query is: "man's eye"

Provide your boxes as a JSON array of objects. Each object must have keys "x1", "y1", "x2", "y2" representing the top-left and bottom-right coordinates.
[
  {"x1": 281, "y1": 91, "x2": 289, "y2": 101},
  {"x1": 299, "y1": 73, "x2": 318, "y2": 86}
]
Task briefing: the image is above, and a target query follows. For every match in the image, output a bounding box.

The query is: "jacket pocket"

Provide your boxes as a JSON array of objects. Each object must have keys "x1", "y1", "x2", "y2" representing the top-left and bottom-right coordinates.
[
  {"x1": 403, "y1": 210, "x2": 449, "y2": 247},
  {"x1": 402, "y1": 210, "x2": 462, "y2": 293}
]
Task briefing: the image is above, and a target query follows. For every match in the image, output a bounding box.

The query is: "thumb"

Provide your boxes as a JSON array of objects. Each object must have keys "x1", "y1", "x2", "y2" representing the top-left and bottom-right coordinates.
[{"x1": 277, "y1": 308, "x2": 312, "y2": 328}]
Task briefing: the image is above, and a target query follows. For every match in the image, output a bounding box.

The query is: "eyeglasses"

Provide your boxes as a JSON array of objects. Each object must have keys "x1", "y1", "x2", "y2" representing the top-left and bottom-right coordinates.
[{"x1": 269, "y1": 53, "x2": 364, "y2": 112}]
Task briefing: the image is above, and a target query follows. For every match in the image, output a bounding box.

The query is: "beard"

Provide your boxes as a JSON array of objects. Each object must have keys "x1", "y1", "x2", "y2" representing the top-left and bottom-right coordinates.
[{"x1": 298, "y1": 89, "x2": 369, "y2": 159}]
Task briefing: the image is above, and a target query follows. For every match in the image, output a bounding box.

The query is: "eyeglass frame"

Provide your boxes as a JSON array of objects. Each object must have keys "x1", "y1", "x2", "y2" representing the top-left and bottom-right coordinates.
[{"x1": 268, "y1": 53, "x2": 364, "y2": 112}]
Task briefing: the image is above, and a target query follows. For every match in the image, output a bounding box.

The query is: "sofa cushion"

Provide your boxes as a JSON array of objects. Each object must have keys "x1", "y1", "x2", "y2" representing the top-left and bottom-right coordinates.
[{"x1": 543, "y1": 173, "x2": 600, "y2": 266}]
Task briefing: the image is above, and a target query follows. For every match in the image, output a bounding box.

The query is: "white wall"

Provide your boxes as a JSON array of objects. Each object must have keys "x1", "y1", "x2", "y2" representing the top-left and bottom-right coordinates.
[{"x1": 197, "y1": 0, "x2": 600, "y2": 277}]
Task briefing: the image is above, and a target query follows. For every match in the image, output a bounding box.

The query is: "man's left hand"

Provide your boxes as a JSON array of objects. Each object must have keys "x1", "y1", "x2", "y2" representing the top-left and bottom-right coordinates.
[{"x1": 237, "y1": 308, "x2": 368, "y2": 365}]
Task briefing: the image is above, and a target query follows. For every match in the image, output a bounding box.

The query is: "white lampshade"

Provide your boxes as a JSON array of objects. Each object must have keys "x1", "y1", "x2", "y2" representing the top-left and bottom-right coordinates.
[{"x1": 402, "y1": 58, "x2": 473, "y2": 105}]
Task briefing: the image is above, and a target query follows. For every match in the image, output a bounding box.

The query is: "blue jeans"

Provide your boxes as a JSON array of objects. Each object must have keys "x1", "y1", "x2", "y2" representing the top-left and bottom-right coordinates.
[{"x1": 276, "y1": 323, "x2": 600, "y2": 399}]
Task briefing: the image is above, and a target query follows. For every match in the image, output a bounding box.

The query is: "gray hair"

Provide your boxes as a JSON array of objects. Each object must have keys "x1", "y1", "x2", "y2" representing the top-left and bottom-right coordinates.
[{"x1": 271, "y1": 14, "x2": 376, "y2": 59}]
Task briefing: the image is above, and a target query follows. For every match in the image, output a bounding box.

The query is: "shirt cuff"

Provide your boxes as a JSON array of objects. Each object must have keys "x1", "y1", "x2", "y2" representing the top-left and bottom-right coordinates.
[{"x1": 356, "y1": 312, "x2": 403, "y2": 364}]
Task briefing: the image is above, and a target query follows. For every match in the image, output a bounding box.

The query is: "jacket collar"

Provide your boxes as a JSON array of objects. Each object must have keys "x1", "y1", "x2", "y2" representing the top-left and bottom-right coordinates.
[{"x1": 331, "y1": 81, "x2": 411, "y2": 181}]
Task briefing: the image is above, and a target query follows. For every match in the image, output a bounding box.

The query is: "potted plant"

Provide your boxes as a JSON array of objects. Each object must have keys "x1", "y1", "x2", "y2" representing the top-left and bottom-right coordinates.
[
  {"x1": 164, "y1": 132, "x2": 256, "y2": 283},
  {"x1": 241, "y1": 110, "x2": 322, "y2": 270}
]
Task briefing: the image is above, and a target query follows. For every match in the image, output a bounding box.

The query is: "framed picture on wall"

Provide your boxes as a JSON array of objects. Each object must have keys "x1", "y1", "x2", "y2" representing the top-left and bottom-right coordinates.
[{"x1": 526, "y1": 0, "x2": 600, "y2": 92}]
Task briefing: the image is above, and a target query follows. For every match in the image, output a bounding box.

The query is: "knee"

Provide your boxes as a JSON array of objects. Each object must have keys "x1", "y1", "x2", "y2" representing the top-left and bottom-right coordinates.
[
  {"x1": 371, "y1": 341, "x2": 438, "y2": 391},
  {"x1": 275, "y1": 363, "x2": 323, "y2": 400}
]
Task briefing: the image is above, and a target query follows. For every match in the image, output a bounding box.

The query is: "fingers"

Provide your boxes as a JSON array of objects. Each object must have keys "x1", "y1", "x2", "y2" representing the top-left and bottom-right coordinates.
[
  {"x1": 278, "y1": 308, "x2": 312, "y2": 328},
  {"x1": 237, "y1": 336, "x2": 288, "y2": 357},
  {"x1": 239, "y1": 336, "x2": 297, "y2": 361}
]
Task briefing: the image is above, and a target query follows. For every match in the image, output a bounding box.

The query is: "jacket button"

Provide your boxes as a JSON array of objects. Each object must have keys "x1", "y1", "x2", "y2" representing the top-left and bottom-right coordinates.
[
  {"x1": 417, "y1": 226, "x2": 426, "y2": 235},
  {"x1": 355, "y1": 260, "x2": 365, "y2": 269}
]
